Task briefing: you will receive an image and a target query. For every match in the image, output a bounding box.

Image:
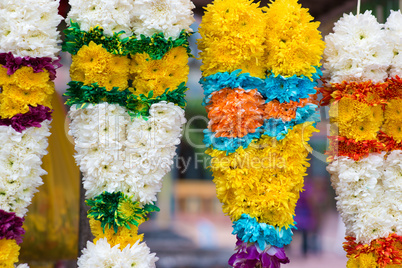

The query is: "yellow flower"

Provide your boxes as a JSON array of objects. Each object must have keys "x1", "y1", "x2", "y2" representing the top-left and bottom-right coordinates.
[
  {"x1": 198, "y1": 0, "x2": 267, "y2": 77},
  {"x1": 0, "y1": 65, "x2": 14, "y2": 86},
  {"x1": 0, "y1": 238, "x2": 20, "y2": 267},
  {"x1": 71, "y1": 51, "x2": 130, "y2": 91},
  {"x1": 264, "y1": 0, "x2": 325, "y2": 78},
  {"x1": 2, "y1": 84, "x2": 47, "y2": 105},
  {"x1": 385, "y1": 99, "x2": 402, "y2": 121},
  {"x1": 383, "y1": 119, "x2": 402, "y2": 142},
  {"x1": 330, "y1": 98, "x2": 380, "y2": 141},
  {"x1": 130, "y1": 47, "x2": 189, "y2": 96},
  {"x1": 109, "y1": 55, "x2": 130, "y2": 75},
  {"x1": 90, "y1": 219, "x2": 144, "y2": 249},
  {"x1": 371, "y1": 104, "x2": 384, "y2": 128},
  {"x1": 207, "y1": 123, "x2": 318, "y2": 228},
  {"x1": 13, "y1": 66, "x2": 50, "y2": 90},
  {"x1": 0, "y1": 95, "x2": 29, "y2": 119},
  {"x1": 73, "y1": 41, "x2": 111, "y2": 74},
  {"x1": 69, "y1": 64, "x2": 86, "y2": 82},
  {"x1": 346, "y1": 253, "x2": 377, "y2": 268},
  {"x1": 164, "y1": 46, "x2": 189, "y2": 67},
  {"x1": 99, "y1": 72, "x2": 129, "y2": 91}
]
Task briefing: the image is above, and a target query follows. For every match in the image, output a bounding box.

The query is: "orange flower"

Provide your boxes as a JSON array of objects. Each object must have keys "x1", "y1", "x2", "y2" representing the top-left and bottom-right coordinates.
[
  {"x1": 318, "y1": 80, "x2": 388, "y2": 106},
  {"x1": 326, "y1": 135, "x2": 385, "y2": 162},
  {"x1": 264, "y1": 94, "x2": 318, "y2": 122},
  {"x1": 206, "y1": 88, "x2": 265, "y2": 138},
  {"x1": 344, "y1": 234, "x2": 402, "y2": 267}
]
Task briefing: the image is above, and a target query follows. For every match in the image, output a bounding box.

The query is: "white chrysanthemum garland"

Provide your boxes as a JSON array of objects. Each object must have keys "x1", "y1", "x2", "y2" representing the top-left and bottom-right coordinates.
[
  {"x1": 321, "y1": 10, "x2": 402, "y2": 267},
  {"x1": 0, "y1": 0, "x2": 61, "y2": 59},
  {"x1": 0, "y1": 122, "x2": 51, "y2": 217},
  {"x1": 0, "y1": 0, "x2": 62, "y2": 266},
  {"x1": 64, "y1": 0, "x2": 194, "y2": 266},
  {"x1": 67, "y1": 0, "x2": 195, "y2": 39}
]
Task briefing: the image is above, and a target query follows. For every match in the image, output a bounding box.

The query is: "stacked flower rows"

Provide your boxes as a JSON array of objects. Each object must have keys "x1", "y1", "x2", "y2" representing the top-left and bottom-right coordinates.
[
  {"x1": 322, "y1": 11, "x2": 402, "y2": 268},
  {"x1": 0, "y1": 0, "x2": 62, "y2": 267},
  {"x1": 198, "y1": 0, "x2": 324, "y2": 266},
  {"x1": 63, "y1": 0, "x2": 195, "y2": 266}
]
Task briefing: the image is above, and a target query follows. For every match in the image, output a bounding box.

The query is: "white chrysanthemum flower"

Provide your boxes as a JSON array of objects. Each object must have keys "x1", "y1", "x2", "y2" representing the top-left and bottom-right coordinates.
[
  {"x1": 67, "y1": 0, "x2": 135, "y2": 37},
  {"x1": 328, "y1": 151, "x2": 402, "y2": 243},
  {"x1": 126, "y1": 102, "x2": 186, "y2": 149},
  {"x1": 0, "y1": 120, "x2": 51, "y2": 217},
  {"x1": 0, "y1": 0, "x2": 62, "y2": 59},
  {"x1": 69, "y1": 102, "x2": 185, "y2": 204},
  {"x1": 131, "y1": 0, "x2": 195, "y2": 39},
  {"x1": 385, "y1": 10, "x2": 402, "y2": 78},
  {"x1": 78, "y1": 238, "x2": 158, "y2": 268},
  {"x1": 323, "y1": 11, "x2": 392, "y2": 83},
  {"x1": 69, "y1": 103, "x2": 129, "y2": 150}
]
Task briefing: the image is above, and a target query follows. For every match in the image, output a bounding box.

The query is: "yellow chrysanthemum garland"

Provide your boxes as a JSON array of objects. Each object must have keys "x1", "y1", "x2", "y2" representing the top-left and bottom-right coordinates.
[{"x1": 198, "y1": 0, "x2": 324, "y2": 266}]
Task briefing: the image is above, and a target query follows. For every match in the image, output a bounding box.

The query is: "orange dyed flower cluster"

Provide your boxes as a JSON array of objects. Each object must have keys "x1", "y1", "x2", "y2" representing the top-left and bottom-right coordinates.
[
  {"x1": 206, "y1": 87, "x2": 317, "y2": 138},
  {"x1": 344, "y1": 234, "x2": 402, "y2": 267},
  {"x1": 206, "y1": 88, "x2": 265, "y2": 138},
  {"x1": 265, "y1": 95, "x2": 318, "y2": 121},
  {"x1": 326, "y1": 136, "x2": 385, "y2": 162}
]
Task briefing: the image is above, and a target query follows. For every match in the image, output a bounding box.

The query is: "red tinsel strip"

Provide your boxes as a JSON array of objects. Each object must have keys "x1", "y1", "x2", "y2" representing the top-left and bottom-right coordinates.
[
  {"x1": 317, "y1": 78, "x2": 402, "y2": 107},
  {"x1": 344, "y1": 234, "x2": 402, "y2": 267}
]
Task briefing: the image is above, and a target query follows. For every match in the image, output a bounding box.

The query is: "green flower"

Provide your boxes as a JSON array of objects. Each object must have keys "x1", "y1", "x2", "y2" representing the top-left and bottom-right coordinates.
[{"x1": 86, "y1": 192, "x2": 160, "y2": 233}]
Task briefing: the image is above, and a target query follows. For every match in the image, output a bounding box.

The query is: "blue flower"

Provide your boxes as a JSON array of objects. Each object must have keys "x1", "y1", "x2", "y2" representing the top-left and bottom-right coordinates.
[
  {"x1": 203, "y1": 129, "x2": 262, "y2": 154},
  {"x1": 262, "y1": 104, "x2": 320, "y2": 140},
  {"x1": 232, "y1": 214, "x2": 297, "y2": 249},
  {"x1": 200, "y1": 70, "x2": 265, "y2": 105},
  {"x1": 262, "y1": 67, "x2": 322, "y2": 103}
]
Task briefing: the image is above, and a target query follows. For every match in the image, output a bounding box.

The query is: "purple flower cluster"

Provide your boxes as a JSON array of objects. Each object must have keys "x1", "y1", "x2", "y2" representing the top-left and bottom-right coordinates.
[
  {"x1": 0, "y1": 105, "x2": 52, "y2": 132},
  {"x1": 0, "y1": 52, "x2": 61, "y2": 80},
  {"x1": 0, "y1": 210, "x2": 25, "y2": 244},
  {"x1": 229, "y1": 237, "x2": 290, "y2": 268}
]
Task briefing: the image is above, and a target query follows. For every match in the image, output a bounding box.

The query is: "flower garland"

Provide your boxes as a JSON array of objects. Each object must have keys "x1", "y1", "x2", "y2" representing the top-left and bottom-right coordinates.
[
  {"x1": 320, "y1": 10, "x2": 402, "y2": 267},
  {"x1": 198, "y1": 0, "x2": 324, "y2": 266},
  {"x1": 0, "y1": 0, "x2": 62, "y2": 267},
  {"x1": 63, "y1": 0, "x2": 195, "y2": 266}
]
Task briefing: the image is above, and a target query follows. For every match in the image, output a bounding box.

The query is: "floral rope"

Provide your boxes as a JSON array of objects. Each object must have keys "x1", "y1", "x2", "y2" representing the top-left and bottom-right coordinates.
[
  {"x1": 0, "y1": 0, "x2": 62, "y2": 266},
  {"x1": 321, "y1": 10, "x2": 402, "y2": 267},
  {"x1": 198, "y1": 0, "x2": 324, "y2": 267},
  {"x1": 63, "y1": 0, "x2": 195, "y2": 266}
]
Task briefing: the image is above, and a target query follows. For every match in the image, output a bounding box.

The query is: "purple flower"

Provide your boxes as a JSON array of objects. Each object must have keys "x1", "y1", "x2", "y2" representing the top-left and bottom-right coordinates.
[
  {"x1": 0, "y1": 52, "x2": 62, "y2": 80},
  {"x1": 0, "y1": 105, "x2": 52, "y2": 132},
  {"x1": 229, "y1": 237, "x2": 290, "y2": 268},
  {"x1": 0, "y1": 210, "x2": 25, "y2": 244}
]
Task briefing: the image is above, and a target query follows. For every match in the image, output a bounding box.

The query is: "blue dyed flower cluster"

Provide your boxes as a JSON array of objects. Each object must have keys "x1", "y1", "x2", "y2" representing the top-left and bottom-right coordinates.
[{"x1": 232, "y1": 214, "x2": 296, "y2": 249}]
